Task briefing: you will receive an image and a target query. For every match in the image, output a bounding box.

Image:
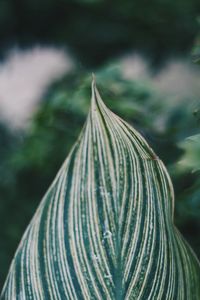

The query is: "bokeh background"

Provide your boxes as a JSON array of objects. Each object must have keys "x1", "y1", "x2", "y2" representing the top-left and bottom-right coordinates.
[{"x1": 0, "y1": 0, "x2": 200, "y2": 291}]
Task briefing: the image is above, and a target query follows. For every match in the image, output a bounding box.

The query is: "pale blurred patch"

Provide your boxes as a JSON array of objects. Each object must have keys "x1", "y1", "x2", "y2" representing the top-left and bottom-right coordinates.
[
  {"x1": 0, "y1": 47, "x2": 74, "y2": 129},
  {"x1": 121, "y1": 53, "x2": 200, "y2": 99},
  {"x1": 120, "y1": 53, "x2": 150, "y2": 80},
  {"x1": 152, "y1": 59, "x2": 200, "y2": 100}
]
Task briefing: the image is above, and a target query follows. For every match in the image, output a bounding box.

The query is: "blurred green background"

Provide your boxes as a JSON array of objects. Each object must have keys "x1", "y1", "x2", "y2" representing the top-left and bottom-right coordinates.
[{"x1": 0, "y1": 0, "x2": 200, "y2": 291}]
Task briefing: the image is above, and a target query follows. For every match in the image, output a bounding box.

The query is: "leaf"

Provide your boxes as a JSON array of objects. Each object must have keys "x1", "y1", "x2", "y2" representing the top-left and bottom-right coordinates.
[{"x1": 1, "y1": 78, "x2": 200, "y2": 299}]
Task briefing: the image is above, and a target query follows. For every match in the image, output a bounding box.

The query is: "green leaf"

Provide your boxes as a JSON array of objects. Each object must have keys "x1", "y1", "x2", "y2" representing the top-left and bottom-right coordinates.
[{"x1": 1, "y1": 78, "x2": 200, "y2": 299}]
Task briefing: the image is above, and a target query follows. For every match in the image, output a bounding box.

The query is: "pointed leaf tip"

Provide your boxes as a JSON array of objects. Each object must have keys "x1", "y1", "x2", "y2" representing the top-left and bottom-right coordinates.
[
  {"x1": 92, "y1": 73, "x2": 96, "y2": 83},
  {"x1": 91, "y1": 73, "x2": 97, "y2": 94},
  {"x1": 91, "y1": 73, "x2": 99, "y2": 111}
]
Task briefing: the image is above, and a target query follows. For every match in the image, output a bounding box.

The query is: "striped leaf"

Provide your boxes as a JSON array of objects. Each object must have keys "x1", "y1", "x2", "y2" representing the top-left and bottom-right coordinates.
[{"x1": 1, "y1": 78, "x2": 200, "y2": 299}]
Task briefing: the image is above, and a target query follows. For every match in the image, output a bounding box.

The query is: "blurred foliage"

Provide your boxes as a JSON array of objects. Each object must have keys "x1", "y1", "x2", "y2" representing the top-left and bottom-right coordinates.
[
  {"x1": 175, "y1": 131, "x2": 200, "y2": 260},
  {"x1": 177, "y1": 27, "x2": 200, "y2": 257},
  {"x1": 0, "y1": 0, "x2": 200, "y2": 65},
  {"x1": 1, "y1": 64, "x2": 200, "y2": 289},
  {"x1": 0, "y1": 124, "x2": 20, "y2": 288},
  {"x1": 179, "y1": 134, "x2": 200, "y2": 172},
  {"x1": 192, "y1": 17, "x2": 200, "y2": 63}
]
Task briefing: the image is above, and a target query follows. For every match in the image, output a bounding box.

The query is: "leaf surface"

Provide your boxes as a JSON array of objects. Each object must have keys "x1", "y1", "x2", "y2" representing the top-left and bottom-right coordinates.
[{"x1": 1, "y1": 79, "x2": 200, "y2": 299}]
